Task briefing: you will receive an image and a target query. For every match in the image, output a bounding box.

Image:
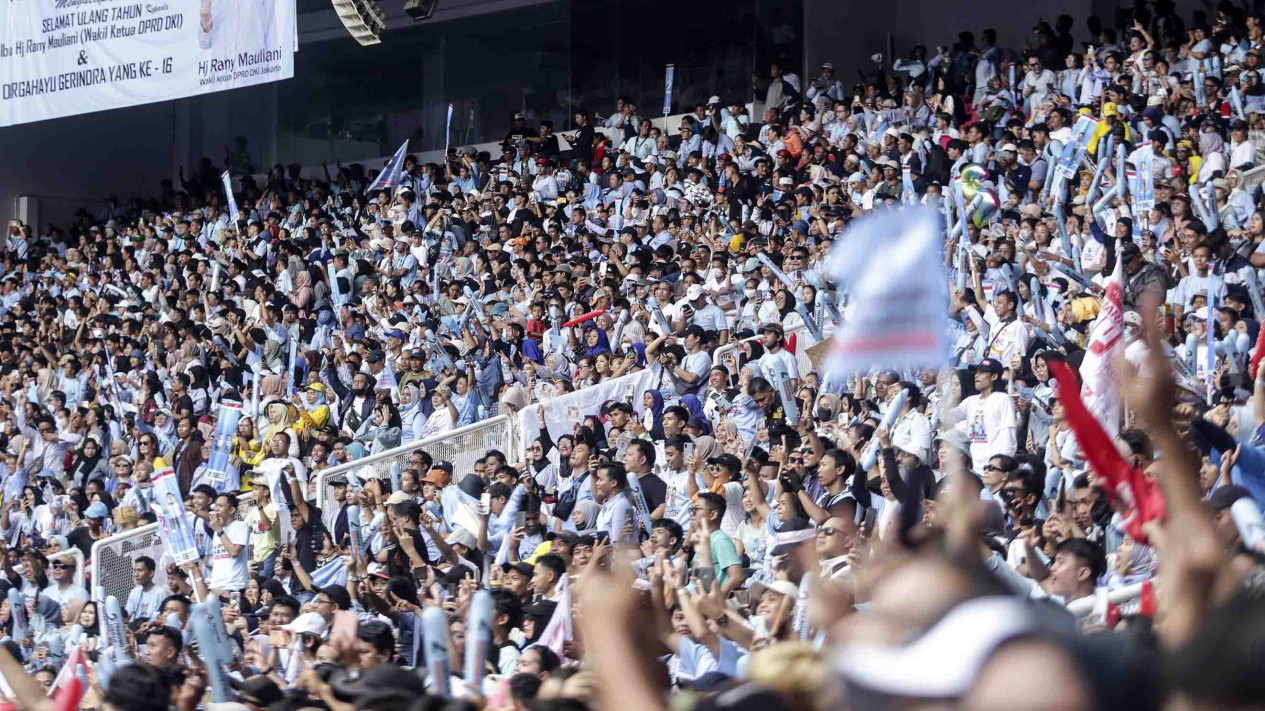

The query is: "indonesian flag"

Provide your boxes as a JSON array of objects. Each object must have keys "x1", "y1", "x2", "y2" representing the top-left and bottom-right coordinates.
[
  {"x1": 1079, "y1": 244, "x2": 1126, "y2": 436},
  {"x1": 48, "y1": 646, "x2": 85, "y2": 709},
  {"x1": 1050, "y1": 361, "x2": 1166, "y2": 544}
]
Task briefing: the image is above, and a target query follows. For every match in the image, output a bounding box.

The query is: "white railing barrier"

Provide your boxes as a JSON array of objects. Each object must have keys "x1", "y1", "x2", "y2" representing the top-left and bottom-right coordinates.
[
  {"x1": 1064, "y1": 582, "x2": 1145, "y2": 620},
  {"x1": 89, "y1": 523, "x2": 168, "y2": 608},
  {"x1": 47, "y1": 548, "x2": 85, "y2": 591},
  {"x1": 316, "y1": 414, "x2": 518, "y2": 513},
  {"x1": 712, "y1": 324, "x2": 824, "y2": 383}
]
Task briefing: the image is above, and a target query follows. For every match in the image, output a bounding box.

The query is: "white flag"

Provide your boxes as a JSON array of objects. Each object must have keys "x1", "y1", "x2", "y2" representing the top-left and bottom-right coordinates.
[
  {"x1": 824, "y1": 207, "x2": 949, "y2": 379},
  {"x1": 1080, "y1": 243, "x2": 1125, "y2": 435},
  {"x1": 366, "y1": 140, "x2": 409, "y2": 193}
]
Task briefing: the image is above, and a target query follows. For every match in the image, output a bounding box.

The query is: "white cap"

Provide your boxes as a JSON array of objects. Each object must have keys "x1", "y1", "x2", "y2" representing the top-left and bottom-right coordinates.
[
  {"x1": 685, "y1": 284, "x2": 704, "y2": 301},
  {"x1": 282, "y1": 612, "x2": 327, "y2": 636},
  {"x1": 708, "y1": 95, "x2": 721, "y2": 104},
  {"x1": 1000, "y1": 143, "x2": 1019, "y2": 153}
]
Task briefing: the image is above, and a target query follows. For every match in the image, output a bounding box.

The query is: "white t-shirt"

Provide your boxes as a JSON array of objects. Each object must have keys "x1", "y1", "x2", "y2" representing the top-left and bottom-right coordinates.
[
  {"x1": 758, "y1": 348, "x2": 799, "y2": 383},
  {"x1": 955, "y1": 391, "x2": 1018, "y2": 473},
  {"x1": 208, "y1": 520, "x2": 251, "y2": 591}
]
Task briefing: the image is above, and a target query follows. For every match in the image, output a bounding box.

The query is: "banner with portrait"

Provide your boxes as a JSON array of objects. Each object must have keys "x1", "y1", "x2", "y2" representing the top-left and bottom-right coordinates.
[{"x1": 152, "y1": 468, "x2": 201, "y2": 567}]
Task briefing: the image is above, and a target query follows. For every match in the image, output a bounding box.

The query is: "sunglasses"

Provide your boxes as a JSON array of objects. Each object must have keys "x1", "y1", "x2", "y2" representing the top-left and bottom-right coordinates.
[{"x1": 51, "y1": 562, "x2": 71, "y2": 570}]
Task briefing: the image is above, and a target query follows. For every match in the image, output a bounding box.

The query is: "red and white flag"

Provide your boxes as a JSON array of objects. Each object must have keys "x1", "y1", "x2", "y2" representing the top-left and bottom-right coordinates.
[
  {"x1": 1079, "y1": 243, "x2": 1126, "y2": 436},
  {"x1": 48, "y1": 646, "x2": 85, "y2": 709},
  {"x1": 537, "y1": 576, "x2": 573, "y2": 660}
]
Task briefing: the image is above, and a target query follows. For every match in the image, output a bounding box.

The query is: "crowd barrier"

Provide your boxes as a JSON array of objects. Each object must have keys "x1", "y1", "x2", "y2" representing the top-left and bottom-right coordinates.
[
  {"x1": 47, "y1": 548, "x2": 85, "y2": 591},
  {"x1": 92, "y1": 325, "x2": 830, "y2": 599},
  {"x1": 1064, "y1": 582, "x2": 1145, "y2": 619},
  {"x1": 712, "y1": 323, "x2": 824, "y2": 384},
  {"x1": 89, "y1": 523, "x2": 168, "y2": 607},
  {"x1": 315, "y1": 415, "x2": 519, "y2": 513}
]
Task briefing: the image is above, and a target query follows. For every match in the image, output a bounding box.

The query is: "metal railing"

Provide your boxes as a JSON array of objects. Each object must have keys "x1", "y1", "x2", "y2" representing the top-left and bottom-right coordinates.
[
  {"x1": 315, "y1": 415, "x2": 518, "y2": 512},
  {"x1": 88, "y1": 523, "x2": 168, "y2": 607}
]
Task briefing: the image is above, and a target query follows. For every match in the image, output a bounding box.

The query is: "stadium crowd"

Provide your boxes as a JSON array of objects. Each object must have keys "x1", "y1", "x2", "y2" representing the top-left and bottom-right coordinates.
[{"x1": 4, "y1": 1, "x2": 1265, "y2": 710}]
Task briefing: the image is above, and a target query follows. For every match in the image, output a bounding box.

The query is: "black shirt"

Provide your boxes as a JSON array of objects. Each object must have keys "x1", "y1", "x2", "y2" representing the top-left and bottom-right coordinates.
[{"x1": 637, "y1": 472, "x2": 668, "y2": 515}]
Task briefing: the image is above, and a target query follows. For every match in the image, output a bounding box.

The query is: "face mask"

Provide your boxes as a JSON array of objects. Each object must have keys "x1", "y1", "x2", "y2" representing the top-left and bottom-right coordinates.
[
  {"x1": 744, "y1": 288, "x2": 758, "y2": 300},
  {"x1": 816, "y1": 408, "x2": 833, "y2": 422}
]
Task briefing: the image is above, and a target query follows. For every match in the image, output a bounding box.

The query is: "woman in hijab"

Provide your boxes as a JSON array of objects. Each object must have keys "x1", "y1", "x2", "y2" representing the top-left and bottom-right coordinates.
[
  {"x1": 294, "y1": 383, "x2": 331, "y2": 439},
  {"x1": 260, "y1": 400, "x2": 300, "y2": 459},
  {"x1": 150, "y1": 409, "x2": 179, "y2": 457},
  {"x1": 498, "y1": 385, "x2": 530, "y2": 418},
  {"x1": 1102, "y1": 535, "x2": 1156, "y2": 589},
  {"x1": 527, "y1": 407, "x2": 561, "y2": 492},
  {"x1": 1197, "y1": 129, "x2": 1226, "y2": 184},
  {"x1": 292, "y1": 270, "x2": 314, "y2": 312},
  {"x1": 420, "y1": 386, "x2": 456, "y2": 439},
  {"x1": 579, "y1": 324, "x2": 611, "y2": 358},
  {"x1": 557, "y1": 499, "x2": 599, "y2": 535},
  {"x1": 680, "y1": 395, "x2": 710, "y2": 435},
  {"x1": 582, "y1": 415, "x2": 608, "y2": 451},
  {"x1": 68, "y1": 437, "x2": 107, "y2": 491},
  {"x1": 641, "y1": 390, "x2": 666, "y2": 441},
  {"x1": 398, "y1": 384, "x2": 425, "y2": 444},
  {"x1": 354, "y1": 397, "x2": 402, "y2": 454},
  {"x1": 737, "y1": 340, "x2": 765, "y2": 372},
  {"x1": 187, "y1": 364, "x2": 211, "y2": 417}
]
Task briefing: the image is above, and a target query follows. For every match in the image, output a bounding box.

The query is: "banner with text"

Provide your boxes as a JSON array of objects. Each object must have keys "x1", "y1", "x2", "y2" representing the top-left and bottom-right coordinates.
[{"x1": 0, "y1": 0, "x2": 297, "y2": 127}]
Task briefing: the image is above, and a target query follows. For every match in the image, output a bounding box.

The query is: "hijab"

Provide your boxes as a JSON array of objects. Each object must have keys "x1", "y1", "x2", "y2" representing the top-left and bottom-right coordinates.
[
  {"x1": 572, "y1": 500, "x2": 600, "y2": 533},
  {"x1": 583, "y1": 324, "x2": 612, "y2": 357}
]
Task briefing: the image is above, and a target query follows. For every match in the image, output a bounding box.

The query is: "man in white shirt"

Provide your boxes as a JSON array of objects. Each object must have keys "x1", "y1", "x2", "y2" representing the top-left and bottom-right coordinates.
[
  {"x1": 953, "y1": 358, "x2": 1018, "y2": 473},
  {"x1": 757, "y1": 323, "x2": 799, "y2": 390},
  {"x1": 41, "y1": 556, "x2": 88, "y2": 613},
  {"x1": 207, "y1": 492, "x2": 251, "y2": 593},
  {"x1": 1022, "y1": 57, "x2": 1057, "y2": 114},
  {"x1": 983, "y1": 290, "x2": 1031, "y2": 363},
  {"x1": 124, "y1": 556, "x2": 166, "y2": 622}
]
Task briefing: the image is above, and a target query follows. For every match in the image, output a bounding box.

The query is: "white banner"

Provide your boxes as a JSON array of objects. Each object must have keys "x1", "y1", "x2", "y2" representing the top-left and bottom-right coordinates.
[
  {"x1": 518, "y1": 368, "x2": 657, "y2": 447},
  {"x1": 0, "y1": 0, "x2": 297, "y2": 127}
]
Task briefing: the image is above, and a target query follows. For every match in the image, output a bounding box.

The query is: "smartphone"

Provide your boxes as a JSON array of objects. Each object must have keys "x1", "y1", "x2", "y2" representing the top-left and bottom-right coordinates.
[
  {"x1": 696, "y1": 567, "x2": 715, "y2": 594},
  {"x1": 331, "y1": 610, "x2": 358, "y2": 645},
  {"x1": 230, "y1": 591, "x2": 241, "y2": 608},
  {"x1": 515, "y1": 511, "x2": 527, "y2": 528},
  {"x1": 863, "y1": 508, "x2": 878, "y2": 533},
  {"x1": 683, "y1": 443, "x2": 695, "y2": 461},
  {"x1": 480, "y1": 492, "x2": 491, "y2": 512},
  {"x1": 269, "y1": 629, "x2": 290, "y2": 648}
]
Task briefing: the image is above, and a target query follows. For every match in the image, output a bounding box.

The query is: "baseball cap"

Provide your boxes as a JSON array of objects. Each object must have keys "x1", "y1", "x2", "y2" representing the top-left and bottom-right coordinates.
[
  {"x1": 974, "y1": 358, "x2": 1004, "y2": 375},
  {"x1": 445, "y1": 528, "x2": 478, "y2": 549},
  {"x1": 84, "y1": 502, "x2": 109, "y2": 519},
  {"x1": 999, "y1": 143, "x2": 1018, "y2": 153},
  {"x1": 384, "y1": 491, "x2": 412, "y2": 505},
  {"x1": 1102, "y1": 102, "x2": 1119, "y2": 116},
  {"x1": 366, "y1": 350, "x2": 386, "y2": 363},
  {"x1": 686, "y1": 284, "x2": 705, "y2": 301},
  {"x1": 501, "y1": 562, "x2": 533, "y2": 577},
  {"x1": 683, "y1": 324, "x2": 708, "y2": 340},
  {"x1": 749, "y1": 579, "x2": 798, "y2": 599},
  {"x1": 1209, "y1": 484, "x2": 1252, "y2": 510},
  {"x1": 708, "y1": 453, "x2": 743, "y2": 472},
  {"x1": 282, "y1": 612, "x2": 327, "y2": 636}
]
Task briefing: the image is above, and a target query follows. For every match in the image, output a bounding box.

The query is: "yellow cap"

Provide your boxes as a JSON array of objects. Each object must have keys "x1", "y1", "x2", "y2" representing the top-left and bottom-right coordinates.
[{"x1": 1102, "y1": 102, "x2": 1119, "y2": 117}]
